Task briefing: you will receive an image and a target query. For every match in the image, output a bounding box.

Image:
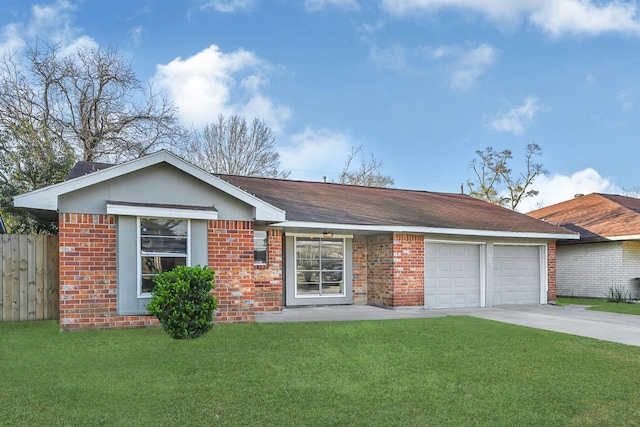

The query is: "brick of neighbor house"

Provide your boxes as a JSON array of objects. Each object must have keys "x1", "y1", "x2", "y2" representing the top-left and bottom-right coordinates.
[
  {"x1": 58, "y1": 213, "x2": 158, "y2": 330},
  {"x1": 208, "y1": 220, "x2": 256, "y2": 323},
  {"x1": 253, "y1": 229, "x2": 283, "y2": 312}
]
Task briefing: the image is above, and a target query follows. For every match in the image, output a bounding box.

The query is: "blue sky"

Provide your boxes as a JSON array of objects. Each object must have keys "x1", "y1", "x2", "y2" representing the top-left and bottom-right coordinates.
[{"x1": 2, "y1": 0, "x2": 640, "y2": 211}]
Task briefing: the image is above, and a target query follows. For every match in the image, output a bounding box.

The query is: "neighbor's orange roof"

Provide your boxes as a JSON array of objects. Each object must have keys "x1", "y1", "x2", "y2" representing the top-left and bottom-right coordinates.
[{"x1": 528, "y1": 193, "x2": 640, "y2": 241}]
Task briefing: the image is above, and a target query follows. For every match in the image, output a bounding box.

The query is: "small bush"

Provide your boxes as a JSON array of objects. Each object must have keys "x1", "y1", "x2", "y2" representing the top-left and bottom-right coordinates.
[
  {"x1": 146, "y1": 265, "x2": 217, "y2": 339},
  {"x1": 605, "y1": 286, "x2": 630, "y2": 303}
]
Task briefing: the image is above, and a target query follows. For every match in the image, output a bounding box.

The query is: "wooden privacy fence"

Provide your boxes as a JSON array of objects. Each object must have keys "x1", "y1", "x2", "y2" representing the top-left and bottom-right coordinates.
[{"x1": 0, "y1": 234, "x2": 59, "y2": 322}]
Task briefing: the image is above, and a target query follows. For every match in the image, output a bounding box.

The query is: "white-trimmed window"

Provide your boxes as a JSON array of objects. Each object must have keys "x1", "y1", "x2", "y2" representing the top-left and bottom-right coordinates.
[
  {"x1": 254, "y1": 230, "x2": 268, "y2": 265},
  {"x1": 138, "y1": 217, "x2": 190, "y2": 296}
]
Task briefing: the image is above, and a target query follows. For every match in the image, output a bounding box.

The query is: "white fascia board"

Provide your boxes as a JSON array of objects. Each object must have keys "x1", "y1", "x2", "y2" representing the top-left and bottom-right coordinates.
[
  {"x1": 605, "y1": 234, "x2": 640, "y2": 241},
  {"x1": 273, "y1": 221, "x2": 580, "y2": 240},
  {"x1": 107, "y1": 204, "x2": 218, "y2": 220},
  {"x1": 14, "y1": 150, "x2": 286, "y2": 222}
]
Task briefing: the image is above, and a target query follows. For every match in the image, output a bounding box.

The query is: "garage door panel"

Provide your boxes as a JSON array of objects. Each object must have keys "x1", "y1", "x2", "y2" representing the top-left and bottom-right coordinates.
[
  {"x1": 425, "y1": 242, "x2": 481, "y2": 309},
  {"x1": 493, "y1": 245, "x2": 541, "y2": 306}
]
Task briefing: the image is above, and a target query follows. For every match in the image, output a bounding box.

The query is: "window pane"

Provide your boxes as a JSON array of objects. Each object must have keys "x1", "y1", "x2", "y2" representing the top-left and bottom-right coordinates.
[
  {"x1": 141, "y1": 218, "x2": 187, "y2": 237},
  {"x1": 296, "y1": 238, "x2": 320, "y2": 270},
  {"x1": 141, "y1": 276, "x2": 155, "y2": 294},
  {"x1": 141, "y1": 236, "x2": 188, "y2": 253},
  {"x1": 254, "y1": 230, "x2": 268, "y2": 264},
  {"x1": 321, "y1": 282, "x2": 343, "y2": 294},
  {"x1": 141, "y1": 256, "x2": 186, "y2": 275}
]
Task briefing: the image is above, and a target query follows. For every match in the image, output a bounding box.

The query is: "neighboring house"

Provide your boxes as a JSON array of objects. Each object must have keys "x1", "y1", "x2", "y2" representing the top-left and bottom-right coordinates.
[
  {"x1": 14, "y1": 150, "x2": 577, "y2": 330},
  {"x1": 528, "y1": 193, "x2": 640, "y2": 299}
]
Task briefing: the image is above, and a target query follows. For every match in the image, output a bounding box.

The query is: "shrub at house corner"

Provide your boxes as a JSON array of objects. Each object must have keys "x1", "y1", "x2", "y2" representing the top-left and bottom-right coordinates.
[{"x1": 146, "y1": 265, "x2": 217, "y2": 339}]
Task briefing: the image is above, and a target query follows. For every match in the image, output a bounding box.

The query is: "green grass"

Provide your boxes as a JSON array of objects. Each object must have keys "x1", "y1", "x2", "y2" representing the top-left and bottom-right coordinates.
[
  {"x1": 2, "y1": 319, "x2": 640, "y2": 426},
  {"x1": 557, "y1": 296, "x2": 640, "y2": 315}
]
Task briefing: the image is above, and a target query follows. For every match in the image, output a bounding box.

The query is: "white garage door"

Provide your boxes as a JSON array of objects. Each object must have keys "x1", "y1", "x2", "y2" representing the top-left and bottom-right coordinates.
[
  {"x1": 493, "y1": 245, "x2": 541, "y2": 305},
  {"x1": 425, "y1": 242, "x2": 481, "y2": 308}
]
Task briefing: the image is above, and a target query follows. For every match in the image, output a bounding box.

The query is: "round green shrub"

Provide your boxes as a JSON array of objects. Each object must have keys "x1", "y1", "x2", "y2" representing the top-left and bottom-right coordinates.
[{"x1": 146, "y1": 265, "x2": 217, "y2": 339}]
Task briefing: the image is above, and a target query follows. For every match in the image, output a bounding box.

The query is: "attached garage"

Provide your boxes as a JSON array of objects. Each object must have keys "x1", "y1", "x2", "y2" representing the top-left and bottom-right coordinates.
[
  {"x1": 425, "y1": 241, "x2": 546, "y2": 309},
  {"x1": 492, "y1": 245, "x2": 544, "y2": 306},
  {"x1": 424, "y1": 242, "x2": 482, "y2": 308}
]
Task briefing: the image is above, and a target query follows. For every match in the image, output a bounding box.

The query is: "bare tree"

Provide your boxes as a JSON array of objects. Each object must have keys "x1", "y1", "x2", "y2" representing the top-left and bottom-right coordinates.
[
  {"x1": 189, "y1": 115, "x2": 290, "y2": 178},
  {"x1": 0, "y1": 43, "x2": 187, "y2": 162},
  {"x1": 466, "y1": 143, "x2": 546, "y2": 210},
  {"x1": 336, "y1": 145, "x2": 394, "y2": 187},
  {"x1": 623, "y1": 186, "x2": 640, "y2": 198}
]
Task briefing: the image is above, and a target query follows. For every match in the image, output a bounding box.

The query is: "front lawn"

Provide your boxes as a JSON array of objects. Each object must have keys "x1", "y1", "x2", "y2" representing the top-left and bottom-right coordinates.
[
  {"x1": 2, "y1": 318, "x2": 640, "y2": 426},
  {"x1": 557, "y1": 296, "x2": 640, "y2": 315}
]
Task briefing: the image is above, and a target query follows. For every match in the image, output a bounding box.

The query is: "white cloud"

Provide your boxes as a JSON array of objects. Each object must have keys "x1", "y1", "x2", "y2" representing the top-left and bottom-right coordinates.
[
  {"x1": 129, "y1": 26, "x2": 144, "y2": 47},
  {"x1": 530, "y1": 0, "x2": 640, "y2": 36},
  {"x1": 305, "y1": 0, "x2": 360, "y2": 12},
  {"x1": 369, "y1": 43, "x2": 409, "y2": 70},
  {"x1": 0, "y1": 23, "x2": 25, "y2": 57},
  {"x1": 451, "y1": 44, "x2": 496, "y2": 91},
  {"x1": 153, "y1": 44, "x2": 291, "y2": 132},
  {"x1": 381, "y1": 0, "x2": 526, "y2": 22},
  {"x1": 199, "y1": 0, "x2": 256, "y2": 13},
  {"x1": 520, "y1": 167, "x2": 621, "y2": 212},
  {"x1": 279, "y1": 128, "x2": 355, "y2": 181},
  {"x1": 485, "y1": 96, "x2": 540, "y2": 135},
  {"x1": 1, "y1": 0, "x2": 97, "y2": 58},
  {"x1": 380, "y1": 0, "x2": 640, "y2": 37},
  {"x1": 358, "y1": 19, "x2": 385, "y2": 35},
  {"x1": 618, "y1": 90, "x2": 634, "y2": 109}
]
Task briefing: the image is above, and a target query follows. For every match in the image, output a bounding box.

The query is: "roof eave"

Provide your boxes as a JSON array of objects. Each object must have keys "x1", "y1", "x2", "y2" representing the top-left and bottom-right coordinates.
[
  {"x1": 604, "y1": 234, "x2": 640, "y2": 241},
  {"x1": 271, "y1": 221, "x2": 580, "y2": 240}
]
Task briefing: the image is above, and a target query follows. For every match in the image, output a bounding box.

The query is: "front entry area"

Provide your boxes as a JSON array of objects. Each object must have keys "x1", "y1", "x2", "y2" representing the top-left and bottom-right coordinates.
[{"x1": 284, "y1": 234, "x2": 353, "y2": 306}]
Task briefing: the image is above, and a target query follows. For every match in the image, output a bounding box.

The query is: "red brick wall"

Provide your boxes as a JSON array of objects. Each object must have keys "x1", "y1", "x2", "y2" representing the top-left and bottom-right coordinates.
[
  {"x1": 352, "y1": 236, "x2": 368, "y2": 304},
  {"x1": 547, "y1": 241, "x2": 557, "y2": 302},
  {"x1": 364, "y1": 233, "x2": 425, "y2": 308},
  {"x1": 366, "y1": 234, "x2": 394, "y2": 307},
  {"x1": 208, "y1": 220, "x2": 256, "y2": 323},
  {"x1": 58, "y1": 213, "x2": 158, "y2": 330},
  {"x1": 254, "y1": 229, "x2": 283, "y2": 312},
  {"x1": 392, "y1": 233, "x2": 425, "y2": 307}
]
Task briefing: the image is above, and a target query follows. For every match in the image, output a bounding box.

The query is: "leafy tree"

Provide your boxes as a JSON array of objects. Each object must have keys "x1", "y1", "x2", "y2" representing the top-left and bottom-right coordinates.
[
  {"x1": 336, "y1": 145, "x2": 394, "y2": 188},
  {"x1": 0, "y1": 121, "x2": 75, "y2": 233},
  {"x1": 189, "y1": 114, "x2": 290, "y2": 178},
  {"x1": 0, "y1": 43, "x2": 187, "y2": 162},
  {"x1": 466, "y1": 143, "x2": 546, "y2": 210}
]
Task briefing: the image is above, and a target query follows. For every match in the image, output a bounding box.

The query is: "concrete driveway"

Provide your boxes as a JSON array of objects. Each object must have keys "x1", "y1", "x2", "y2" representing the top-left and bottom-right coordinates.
[{"x1": 256, "y1": 304, "x2": 640, "y2": 347}]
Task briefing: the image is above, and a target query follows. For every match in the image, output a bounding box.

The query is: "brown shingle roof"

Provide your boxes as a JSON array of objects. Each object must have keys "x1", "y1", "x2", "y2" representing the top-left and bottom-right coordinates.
[
  {"x1": 218, "y1": 174, "x2": 575, "y2": 236},
  {"x1": 528, "y1": 193, "x2": 640, "y2": 241},
  {"x1": 63, "y1": 158, "x2": 574, "y2": 237},
  {"x1": 66, "y1": 161, "x2": 114, "y2": 180}
]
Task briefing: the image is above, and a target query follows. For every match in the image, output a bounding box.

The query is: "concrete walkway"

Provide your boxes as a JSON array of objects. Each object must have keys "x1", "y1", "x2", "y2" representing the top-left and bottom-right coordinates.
[{"x1": 256, "y1": 304, "x2": 640, "y2": 347}]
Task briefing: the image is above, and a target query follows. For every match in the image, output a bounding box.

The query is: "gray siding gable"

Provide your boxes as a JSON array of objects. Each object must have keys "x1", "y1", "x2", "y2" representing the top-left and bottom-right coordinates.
[{"x1": 59, "y1": 163, "x2": 255, "y2": 220}]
